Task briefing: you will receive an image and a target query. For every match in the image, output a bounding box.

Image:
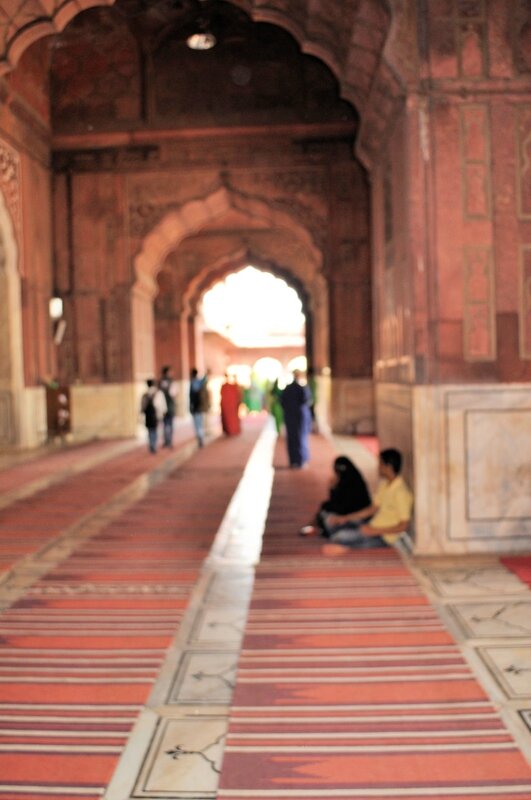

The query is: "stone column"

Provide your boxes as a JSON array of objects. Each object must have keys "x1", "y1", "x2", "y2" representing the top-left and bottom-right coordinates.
[
  {"x1": 374, "y1": 0, "x2": 531, "y2": 554},
  {"x1": 327, "y1": 160, "x2": 374, "y2": 434}
]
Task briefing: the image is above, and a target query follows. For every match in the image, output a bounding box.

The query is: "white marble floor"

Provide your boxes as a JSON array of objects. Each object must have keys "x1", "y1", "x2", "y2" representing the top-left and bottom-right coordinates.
[
  {"x1": 104, "y1": 425, "x2": 277, "y2": 800},
  {"x1": 409, "y1": 557, "x2": 531, "y2": 765}
]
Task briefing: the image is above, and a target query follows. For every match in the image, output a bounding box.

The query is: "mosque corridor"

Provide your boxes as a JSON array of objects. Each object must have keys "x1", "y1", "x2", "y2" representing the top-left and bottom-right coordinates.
[{"x1": 0, "y1": 418, "x2": 530, "y2": 798}]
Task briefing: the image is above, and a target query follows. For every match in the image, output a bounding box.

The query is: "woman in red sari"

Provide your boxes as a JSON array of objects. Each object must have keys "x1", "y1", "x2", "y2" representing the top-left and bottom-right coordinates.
[{"x1": 220, "y1": 374, "x2": 242, "y2": 435}]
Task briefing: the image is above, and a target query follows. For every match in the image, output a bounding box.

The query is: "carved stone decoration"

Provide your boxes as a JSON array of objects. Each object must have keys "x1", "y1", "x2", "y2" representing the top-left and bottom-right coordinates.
[
  {"x1": 464, "y1": 246, "x2": 496, "y2": 361},
  {"x1": 248, "y1": 170, "x2": 327, "y2": 196},
  {"x1": 519, "y1": 245, "x2": 531, "y2": 360},
  {"x1": 129, "y1": 202, "x2": 173, "y2": 239},
  {"x1": 516, "y1": 105, "x2": 531, "y2": 219},
  {"x1": 0, "y1": 138, "x2": 21, "y2": 256},
  {"x1": 460, "y1": 105, "x2": 491, "y2": 220}
]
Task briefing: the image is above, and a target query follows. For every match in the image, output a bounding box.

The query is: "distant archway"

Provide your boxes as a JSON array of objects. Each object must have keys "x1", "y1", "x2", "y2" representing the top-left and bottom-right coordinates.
[{"x1": 133, "y1": 185, "x2": 324, "y2": 380}]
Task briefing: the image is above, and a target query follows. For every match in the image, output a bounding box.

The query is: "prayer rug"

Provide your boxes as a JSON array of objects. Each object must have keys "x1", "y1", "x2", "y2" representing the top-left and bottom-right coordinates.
[
  {"x1": 0, "y1": 427, "x2": 195, "y2": 574},
  {"x1": 0, "y1": 422, "x2": 262, "y2": 800},
  {"x1": 217, "y1": 435, "x2": 531, "y2": 799}
]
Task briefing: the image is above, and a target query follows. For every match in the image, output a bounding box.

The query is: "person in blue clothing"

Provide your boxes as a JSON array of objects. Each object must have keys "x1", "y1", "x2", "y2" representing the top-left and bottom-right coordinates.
[
  {"x1": 280, "y1": 369, "x2": 312, "y2": 468},
  {"x1": 159, "y1": 365, "x2": 178, "y2": 448},
  {"x1": 189, "y1": 367, "x2": 207, "y2": 447}
]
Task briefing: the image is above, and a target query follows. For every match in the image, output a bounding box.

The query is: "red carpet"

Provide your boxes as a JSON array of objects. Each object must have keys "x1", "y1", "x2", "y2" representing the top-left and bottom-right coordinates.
[
  {"x1": 0, "y1": 429, "x2": 196, "y2": 574},
  {"x1": 501, "y1": 554, "x2": 531, "y2": 588},
  {"x1": 0, "y1": 421, "x2": 262, "y2": 800},
  {"x1": 217, "y1": 435, "x2": 531, "y2": 799}
]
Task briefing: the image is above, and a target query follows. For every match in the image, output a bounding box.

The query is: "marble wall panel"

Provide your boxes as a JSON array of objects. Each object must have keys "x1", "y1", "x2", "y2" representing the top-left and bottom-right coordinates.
[
  {"x1": 70, "y1": 382, "x2": 138, "y2": 440},
  {"x1": 465, "y1": 409, "x2": 531, "y2": 521},
  {"x1": 377, "y1": 383, "x2": 531, "y2": 555},
  {"x1": 330, "y1": 378, "x2": 375, "y2": 435},
  {"x1": 445, "y1": 387, "x2": 531, "y2": 545}
]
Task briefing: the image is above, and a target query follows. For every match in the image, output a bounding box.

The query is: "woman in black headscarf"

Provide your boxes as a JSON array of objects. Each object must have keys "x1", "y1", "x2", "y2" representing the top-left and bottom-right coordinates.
[{"x1": 300, "y1": 455, "x2": 372, "y2": 537}]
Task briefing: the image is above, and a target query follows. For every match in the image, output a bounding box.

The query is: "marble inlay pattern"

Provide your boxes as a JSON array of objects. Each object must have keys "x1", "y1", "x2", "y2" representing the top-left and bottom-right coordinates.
[
  {"x1": 521, "y1": 710, "x2": 531, "y2": 732},
  {"x1": 411, "y1": 555, "x2": 531, "y2": 766},
  {"x1": 168, "y1": 651, "x2": 239, "y2": 705},
  {"x1": 449, "y1": 601, "x2": 531, "y2": 639},
  {"x1": 421, "y1": 566, "x2": 529, "y2": 599},
  {"x1": 188, "y1": 608, "x2": 247, "y2": 645},
  {"x1": 477, "y1": 645, "x2": 531, "y2": 699},
  {"x1": 105, "y1": 425, "x2": 277, "y2": 800},
  {"x1": 132, "y1": 716, "x2": 228, "y2": 798}
]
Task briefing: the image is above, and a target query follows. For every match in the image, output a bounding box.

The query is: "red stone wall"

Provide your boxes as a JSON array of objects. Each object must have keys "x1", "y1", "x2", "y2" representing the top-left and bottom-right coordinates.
[
  {"x1": 372, "y1": 104, "x2": 417, "y2": 385},
  {"x1": 328, "y1": 159, "x2": 372, "y2": 379},
  {"x1": 53, "y1": 170, "x2": 132, "y2": 384},
  {"x1": 51, "y1": 138, "x2": 371, "y2": 386},
  {"x1": 0, "y1": 43, "x2": 54, "y2": 389},
  {"x1": 427, "y1": 1, "x2": 531, "y2": 383},
  {"x1": 373, "y1": 0, "x2": 531, "y2": 386}
]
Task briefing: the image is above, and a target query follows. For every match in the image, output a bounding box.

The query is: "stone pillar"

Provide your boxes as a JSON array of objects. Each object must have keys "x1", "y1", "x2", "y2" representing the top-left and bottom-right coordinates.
[
  {"x1": 0, "y1": 139, "x2": 48, "y2": 449},
  {"x1": 327, "y1": 159, "x2": 375, "y2": 434},
  {"x1": 374, "y1": 0, "x2": 531, "y2": 554}
]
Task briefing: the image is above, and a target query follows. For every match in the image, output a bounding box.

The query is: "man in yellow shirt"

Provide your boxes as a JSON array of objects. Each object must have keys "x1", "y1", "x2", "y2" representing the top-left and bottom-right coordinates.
[{"x1": 322, "y1": 448, "x2": 413, "y2": 555}]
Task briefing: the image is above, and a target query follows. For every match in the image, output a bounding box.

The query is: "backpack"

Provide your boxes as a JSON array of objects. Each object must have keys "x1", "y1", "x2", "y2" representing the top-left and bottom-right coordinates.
[
  {"x1": 160, "y1": 379, "x2": 175, "y2": 416},
  {"x1": 143, "y1": 394, "x2": 157, "y2": 428}
]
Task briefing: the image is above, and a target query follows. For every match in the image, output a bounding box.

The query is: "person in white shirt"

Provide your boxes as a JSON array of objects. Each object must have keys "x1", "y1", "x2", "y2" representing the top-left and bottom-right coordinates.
[{"x1": 140, "y1": 379, "x2": 167, "y2": 453}]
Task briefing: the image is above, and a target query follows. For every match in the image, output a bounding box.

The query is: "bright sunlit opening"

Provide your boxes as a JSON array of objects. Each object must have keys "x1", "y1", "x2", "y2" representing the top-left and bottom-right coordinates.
[
  {"x1": 253, "y1": 357, "x2": 283, "y2": 382},
  {"x1": 202, "y1": 266, "x2": 305, "y2": 348}
]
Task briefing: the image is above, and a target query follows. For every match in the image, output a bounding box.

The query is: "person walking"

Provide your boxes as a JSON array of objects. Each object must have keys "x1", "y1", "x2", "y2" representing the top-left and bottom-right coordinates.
[
  {"x1": 189, "y1": 368, "x2": 207, "y2": 447},
  {"x1": 220, "y1": 373, "x2": 242, "y2": 435},
  {"x1": 280, "y1": 369, "x2": 312, "y2": 468},
  {"x1": 269, "y1": 378, "x2": 284, "y2": 435},
  {"x1": 159, "y1": 365, "x2": 178, "y2": 448},
  {"x1": 140, "y1": 379, "x2": 167, "y2": 453}
]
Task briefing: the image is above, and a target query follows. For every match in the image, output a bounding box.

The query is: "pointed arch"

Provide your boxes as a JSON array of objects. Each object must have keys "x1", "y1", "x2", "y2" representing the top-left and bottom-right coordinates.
[
  {"x1": 0, "y1": 0, "x2": 397, "y2": 162},
  {"x1": 133, "y1": 185, "x2": 322, "y2": 294}
]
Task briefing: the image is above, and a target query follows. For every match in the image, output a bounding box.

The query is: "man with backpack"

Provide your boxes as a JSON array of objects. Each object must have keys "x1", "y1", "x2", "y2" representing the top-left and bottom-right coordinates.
[
  {"x1": 140, "y1": 379, "x2": 167, "y2": 453},
  {"x1": 159, "y1": 365, "x2": 178, "y2": 448}
]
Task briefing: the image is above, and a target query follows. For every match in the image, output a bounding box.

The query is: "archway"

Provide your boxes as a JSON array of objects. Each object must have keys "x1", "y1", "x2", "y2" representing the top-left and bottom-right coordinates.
[
  {"x1": 198, "y1": 266, "x2": 306, "y2": 413},
  {"x1": 132, "y1": 185, "x2": 326, "y2": 384},
  {"x1": 0, "y1": 0, "x2": 396, "y2": 166}
]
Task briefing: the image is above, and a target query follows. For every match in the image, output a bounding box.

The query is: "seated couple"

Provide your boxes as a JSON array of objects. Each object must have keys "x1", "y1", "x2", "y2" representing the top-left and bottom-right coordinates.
[{"x1": 300, "y1": 448, "x2": 413, "y2": 556}]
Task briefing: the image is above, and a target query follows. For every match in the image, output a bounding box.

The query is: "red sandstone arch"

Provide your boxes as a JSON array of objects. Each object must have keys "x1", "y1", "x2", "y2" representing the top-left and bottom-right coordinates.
[
  {"x1": 181, "y1": 248, "x2": 311, "y2": 319},
  {"x1": 132, "y1": 186, "x2": 327, "y2": 378},
  {"x1": 180, "y1": 247, "x2": 321, "y2": 375},
  {"x1": 133, "y1": 185, "x2": 322, "y2": 291},
  {"x1": 0, "y1": 0, "x2": 398, "y2": 163},
  {"x1": 0, "y1": 1, "x2": 115, "y2": 72}
]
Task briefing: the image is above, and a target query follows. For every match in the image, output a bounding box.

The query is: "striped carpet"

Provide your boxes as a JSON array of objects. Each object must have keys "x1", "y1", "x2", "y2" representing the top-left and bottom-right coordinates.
[
  {"x1": 0, "y1": 421, "x2": 261, "y2": 800},
  {"x1": 217, "y1": 435, "x2": 531, "y2": 799},
  {"x1": 0, "y1": 428, "x2": 196, "y2": 574}
]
